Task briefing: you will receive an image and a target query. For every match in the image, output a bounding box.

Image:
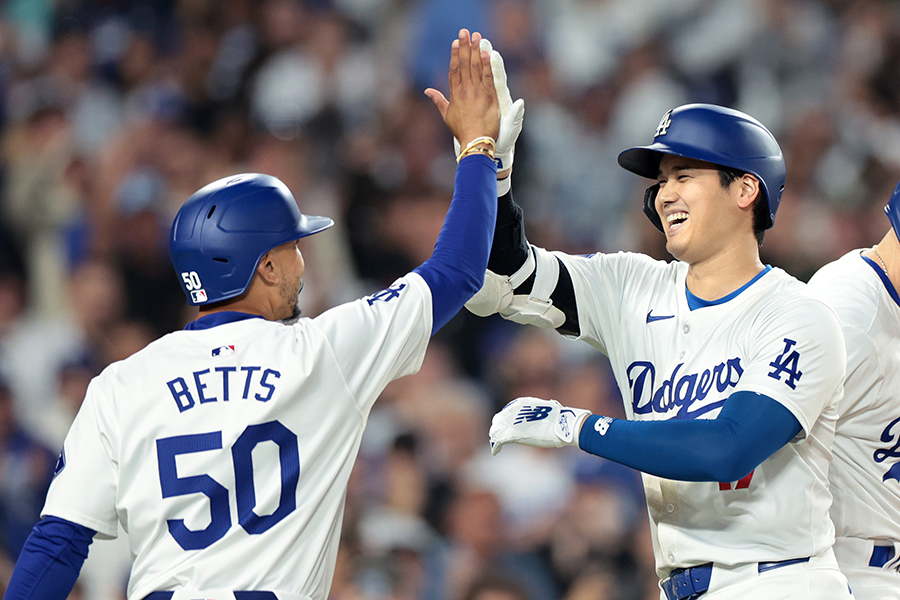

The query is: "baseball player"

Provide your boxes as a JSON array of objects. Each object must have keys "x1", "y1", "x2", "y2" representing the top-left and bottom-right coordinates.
[
  {"x1": 473, "y1": 49, "x2": 852, "y2": 600},
  {"x1": 806, "y1": 180, "x2": 900, "y2": 599},
  {"x1": 4, "y1": 29, "x2": 498, "y2": 600}
]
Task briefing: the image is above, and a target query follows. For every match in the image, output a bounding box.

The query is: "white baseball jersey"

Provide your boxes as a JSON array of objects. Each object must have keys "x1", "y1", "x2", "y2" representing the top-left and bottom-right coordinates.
[
  {"x1": 42, "y1": 274, "x2": 432, "y2": 600},
  {"x1": 808, "y1": 251, "x2": 900, "y2": 584},
  {"x1": 555, "y1": 250, "x2": 845, "y2": 578}
]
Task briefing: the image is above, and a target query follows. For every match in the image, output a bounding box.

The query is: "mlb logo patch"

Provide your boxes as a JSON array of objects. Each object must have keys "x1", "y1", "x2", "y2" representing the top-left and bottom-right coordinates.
[
  {"x1": 211, "y1": 345, "x2": 235, "y2": 357},
  {"x1": 191, "y1": 289, "x2": 208, "y2": 303}
]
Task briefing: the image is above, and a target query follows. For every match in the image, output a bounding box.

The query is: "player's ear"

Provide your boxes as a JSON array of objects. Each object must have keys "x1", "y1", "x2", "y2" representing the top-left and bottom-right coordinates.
[
  {"x1": 256, "y1": 251, "x2": 279, "y2": 285},
  {"x1": 737, "y1": 174, "x2": 760, "y2": 209}
]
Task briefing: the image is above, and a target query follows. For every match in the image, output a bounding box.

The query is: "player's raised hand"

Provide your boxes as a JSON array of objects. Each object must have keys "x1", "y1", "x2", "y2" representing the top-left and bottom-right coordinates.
[
  {"x1": 425, "y1": 29, "x2": 500, "y2": 150},
  {"x1": 489, "y1": 397, "x2": 592, "y2": 455}
]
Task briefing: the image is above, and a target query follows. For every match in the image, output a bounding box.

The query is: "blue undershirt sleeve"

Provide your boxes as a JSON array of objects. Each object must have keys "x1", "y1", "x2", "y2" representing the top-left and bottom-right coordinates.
[
  {"x1": 577, "y1": 391, "x2": 803, "y2": 482},
  {"x1": 5, "y1": 516, "x2": 95, "y2": 600},
  {"x1": 413, "y1": 154, "x2": 497, "y2": 335}
]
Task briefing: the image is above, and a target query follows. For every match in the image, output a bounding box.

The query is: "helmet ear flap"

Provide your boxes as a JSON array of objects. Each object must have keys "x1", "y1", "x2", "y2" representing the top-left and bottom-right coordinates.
[{"x1": 643, "y1": 183, "x2": 664, "y2": 232}]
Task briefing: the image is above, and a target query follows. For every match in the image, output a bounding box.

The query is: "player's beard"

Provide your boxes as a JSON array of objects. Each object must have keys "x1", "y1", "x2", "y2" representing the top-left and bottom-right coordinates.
[{"x1": 278, "y1": 278, "x2": 303, "y2": 325}]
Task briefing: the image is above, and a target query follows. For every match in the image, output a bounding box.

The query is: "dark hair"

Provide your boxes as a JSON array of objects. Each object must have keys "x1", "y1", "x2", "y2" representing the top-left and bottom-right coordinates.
[{"x1": 717, "y1": 167, "x2": 767, "y2": 246}]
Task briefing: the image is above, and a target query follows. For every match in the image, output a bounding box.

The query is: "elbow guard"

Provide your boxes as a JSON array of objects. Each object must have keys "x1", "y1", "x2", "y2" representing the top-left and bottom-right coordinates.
[
  {"x1": 499, "y1": 246, "x2": 565, "y2": 328},
  {"x1": 465, "y1": 244, "x2": 535, "y2": 317},
  {"x1": 465, "y1": 246, "x2": 566, "y2": 329}
]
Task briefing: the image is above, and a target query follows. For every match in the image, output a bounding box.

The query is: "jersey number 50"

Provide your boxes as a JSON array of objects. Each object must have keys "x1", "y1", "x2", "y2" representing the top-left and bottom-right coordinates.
[{"x1": 156, "y1": 420, "x2": 299, "y2": 551}]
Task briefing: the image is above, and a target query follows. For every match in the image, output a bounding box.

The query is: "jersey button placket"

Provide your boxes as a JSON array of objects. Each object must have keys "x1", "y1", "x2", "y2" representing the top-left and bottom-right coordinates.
[
  {"x1": 665, "y1": 503, "x2": 676, "y2": 514},
  {"x1": 678, "y1": 321, "x2": 689, "y2": 359}
]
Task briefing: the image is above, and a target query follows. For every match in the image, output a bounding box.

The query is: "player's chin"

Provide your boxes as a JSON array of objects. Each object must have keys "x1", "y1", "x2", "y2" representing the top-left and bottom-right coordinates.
[
  {"x1": 279, "y1": 301, "x2": 302, "y2": 325},
  {"x1": 278, "y1": 283, "x2": 304, "y2": 325},
  {"x1": 664, "y1": 234, "x2": 689, "y2": 261}
]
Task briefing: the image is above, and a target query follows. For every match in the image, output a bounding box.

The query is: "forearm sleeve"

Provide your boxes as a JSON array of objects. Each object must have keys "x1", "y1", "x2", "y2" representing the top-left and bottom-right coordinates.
[
  {"x1": 413, "y1": 154, "x2": 497, "y2": 334},
  {"x1": 577, "y1": 391, "x2": 803, "y2": 482},
  {"x1": 488, "y1": 190, "x2": 530, "y2": 276},
  {"x1": 5, "y1": 516, "x2": 95, "y2": 600}
]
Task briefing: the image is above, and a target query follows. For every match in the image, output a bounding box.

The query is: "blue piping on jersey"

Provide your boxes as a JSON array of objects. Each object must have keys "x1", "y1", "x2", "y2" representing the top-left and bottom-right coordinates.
[
  {"x1": 184, "y1": 311, "x2": 266, "y2": 330},
  {"x1": 686, "y1": 266, "x2": 773, "y2": 311},
  {"x1": 861, "y1": 255, "x2": 900, "y2": 309}
]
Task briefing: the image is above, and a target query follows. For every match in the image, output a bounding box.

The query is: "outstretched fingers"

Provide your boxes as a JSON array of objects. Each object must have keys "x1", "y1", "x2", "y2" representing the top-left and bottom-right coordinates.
[
  {"x1": 447, "y1": 36, "x2": 461, "y2": 91},
  {"x1": 426, "y1": 28, "x2": 500, "y2": 145},
  {"x1": 469, "y1": 31, "x2": 484, "y2": 84},
  {"x1": 480, "y1": 45, "x2": 494, "y2": 95},
  {"x1": 455, "y1": 29, "x2": 470, "y2": 90}
]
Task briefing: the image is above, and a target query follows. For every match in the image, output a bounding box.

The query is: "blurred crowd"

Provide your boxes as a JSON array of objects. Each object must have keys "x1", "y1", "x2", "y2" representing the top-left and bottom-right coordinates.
[{"x1": 0, "y1": 0, "x2": 899, "y2": 599}]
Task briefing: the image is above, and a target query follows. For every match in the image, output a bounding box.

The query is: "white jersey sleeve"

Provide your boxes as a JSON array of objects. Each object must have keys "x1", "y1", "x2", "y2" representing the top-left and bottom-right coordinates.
[
  {"x1": 44, "y1": 378, "x2": 120, "y2": 538},
  {"x1": 554, "y1": 251, "x2": 674, "y2": 355},
  {"x1": 732, "y1": 292, "x2": 846, "y2": 436},
  {"x1": 307, "y1": 273, "x2": 432, "y2": 415}
]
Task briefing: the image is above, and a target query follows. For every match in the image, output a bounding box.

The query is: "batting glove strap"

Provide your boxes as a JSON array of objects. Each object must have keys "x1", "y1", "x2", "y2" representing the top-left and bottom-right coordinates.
[{"x1": 489, "y1": 397, "x2": 592, "y2": 455}]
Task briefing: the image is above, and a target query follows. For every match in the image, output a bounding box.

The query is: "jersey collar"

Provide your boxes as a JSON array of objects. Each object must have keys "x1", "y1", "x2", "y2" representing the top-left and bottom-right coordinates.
[
  {"x1": 184, "y1": 311, "x2": 266, "y2": 330},
  {"x1": 861, "y1": 255, "x2": 900, "y2": 308},
  {"x1": 685, "y1": 265, "x2": 772, "y2": 311}
]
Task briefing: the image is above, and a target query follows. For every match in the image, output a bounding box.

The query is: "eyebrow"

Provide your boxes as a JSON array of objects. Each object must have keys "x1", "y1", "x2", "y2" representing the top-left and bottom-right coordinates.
[{"x1": 657, "y1": 164, "x2": 695, "y2": 177}]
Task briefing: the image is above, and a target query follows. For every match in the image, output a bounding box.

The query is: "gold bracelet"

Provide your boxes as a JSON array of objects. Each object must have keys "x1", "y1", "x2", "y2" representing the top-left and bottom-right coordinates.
[
  {"x1": 457, "y1": 136, "x2": 496, "y2": 162},
  {"x1": 458, "y1": 146, "x2": 495, "y2": 162}
]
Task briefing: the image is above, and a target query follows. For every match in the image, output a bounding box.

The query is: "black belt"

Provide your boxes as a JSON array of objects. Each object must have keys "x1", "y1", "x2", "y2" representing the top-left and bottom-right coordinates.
[
  {"x1": 870, "y1": 545, "x2": 897, "y2": 568},
  {"x1": 145, "y1": 593, "x2": 277, "y2": 600},
  {"x1": 661, "y1": 557, "x2": 811, "y2": 600}
]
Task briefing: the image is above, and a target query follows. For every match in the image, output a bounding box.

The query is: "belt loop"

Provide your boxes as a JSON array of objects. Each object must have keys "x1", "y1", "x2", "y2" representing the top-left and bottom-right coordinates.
[{"x1": 757, "y1": 556, "x2": 810, "y2": 573}]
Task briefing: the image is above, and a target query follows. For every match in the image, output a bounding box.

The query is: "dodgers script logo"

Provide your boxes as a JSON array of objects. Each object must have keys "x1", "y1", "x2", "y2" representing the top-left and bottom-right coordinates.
[
  {"x1": 875, "y1": 416, "x2": 900, "y2": 484},
  {"x1": 626, "y1": 358, "x2": 744, "y2": 419}
]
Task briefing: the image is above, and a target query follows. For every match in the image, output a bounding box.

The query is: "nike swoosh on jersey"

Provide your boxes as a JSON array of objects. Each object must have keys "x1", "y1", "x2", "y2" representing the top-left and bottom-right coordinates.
[{"x1": 646, "y1": 311, "x2": 675, "y2": 323}]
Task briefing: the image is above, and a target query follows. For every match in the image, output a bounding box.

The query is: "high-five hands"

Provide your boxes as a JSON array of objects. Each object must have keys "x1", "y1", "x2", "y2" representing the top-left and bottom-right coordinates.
[{"x1": 425, "y1": 29, "x2": 500, "y2": 154}]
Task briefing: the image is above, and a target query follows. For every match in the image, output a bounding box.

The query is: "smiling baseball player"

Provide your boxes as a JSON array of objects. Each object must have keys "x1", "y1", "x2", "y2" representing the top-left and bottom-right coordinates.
[
  {"x1": 807, "y1": 180, "x2": 900, "y2": 599},
  {"x1": 4, "y1": 29, "x2": 499, "y2": 600},
  {"x1": 472, "y1": 48, "x2": 853, "y2": 600}
]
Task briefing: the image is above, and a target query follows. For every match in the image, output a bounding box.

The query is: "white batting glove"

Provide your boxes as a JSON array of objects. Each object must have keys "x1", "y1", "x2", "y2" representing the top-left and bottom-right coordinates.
[
  {"x1": 453, "y1": 39, "x2": 525, "y2": 180},
  {"x1": 489, "y1": 397, "x2": 592, "y2": 456}
]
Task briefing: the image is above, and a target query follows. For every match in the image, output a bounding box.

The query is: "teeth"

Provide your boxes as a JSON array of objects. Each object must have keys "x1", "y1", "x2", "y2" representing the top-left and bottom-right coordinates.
[{"x1": 667, "y1": 212, "x2": 688, "y2": 223}]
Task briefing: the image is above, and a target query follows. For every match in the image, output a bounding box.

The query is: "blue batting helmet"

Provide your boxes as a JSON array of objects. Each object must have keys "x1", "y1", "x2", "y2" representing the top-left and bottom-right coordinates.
[
  {"x1": 617, "y1": 104, "x2": 786, "y2": 232},
  {"x1": 169, "y1": 173, "x2": 334, "y2": 306},
  {"x1": 885, "y1": 179, "x2": 900, "y2": 242}
]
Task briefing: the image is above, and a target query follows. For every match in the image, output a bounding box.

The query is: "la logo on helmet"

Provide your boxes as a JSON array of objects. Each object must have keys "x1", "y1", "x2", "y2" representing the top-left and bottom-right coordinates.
[{"x1": 655, "y1": 110, "x2": 673, "y2": 138}]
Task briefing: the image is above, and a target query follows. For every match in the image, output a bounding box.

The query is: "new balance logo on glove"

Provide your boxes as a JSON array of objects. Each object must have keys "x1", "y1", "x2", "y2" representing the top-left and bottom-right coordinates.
[{"x1": 514, "y1": 405, "x2": 553, "y2": 423}]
